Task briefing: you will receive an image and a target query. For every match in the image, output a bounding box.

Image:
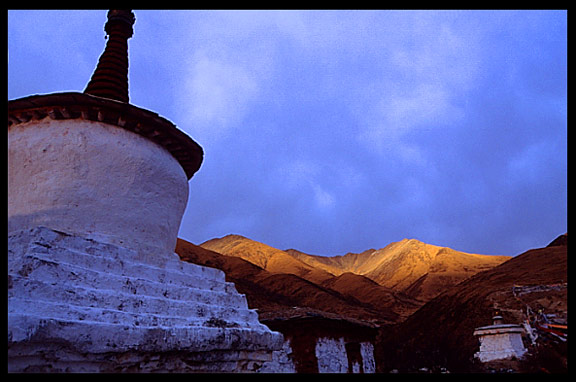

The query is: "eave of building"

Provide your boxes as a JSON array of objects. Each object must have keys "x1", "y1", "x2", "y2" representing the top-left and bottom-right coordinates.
[
  {"x1": 8, "y1": 92, "x2": 203, "y2": 180},
  {"x1": 473, "y1": 324, "x2": 524, "y2": 336}
]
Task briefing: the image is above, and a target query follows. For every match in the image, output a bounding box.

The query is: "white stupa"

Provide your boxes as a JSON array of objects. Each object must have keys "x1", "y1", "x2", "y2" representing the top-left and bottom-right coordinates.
[
  {"x1": 8, "y1": 10, "x2": 283, "y2": 372},
  {"x1": 473, "y1": 313, "x2": 527, "y2": 363}
]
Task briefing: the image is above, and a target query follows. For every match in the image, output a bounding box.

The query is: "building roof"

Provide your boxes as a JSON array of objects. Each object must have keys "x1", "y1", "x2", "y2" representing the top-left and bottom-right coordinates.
[{"x1": 259, "y1": 307, "x2": 379, "y2": 330}]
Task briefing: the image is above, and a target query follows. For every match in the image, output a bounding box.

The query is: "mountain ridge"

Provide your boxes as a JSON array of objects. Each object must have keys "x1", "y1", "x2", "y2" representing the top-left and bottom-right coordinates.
[
  {"x1": 176, "y1": 238, "x2": 406, "y2": 324},
  {"x1": 201, "y1": 234, "x2": 335, "y2": 284},
  {"x1": 202, "y1": 235, "x2": 510, "y2": 302}
]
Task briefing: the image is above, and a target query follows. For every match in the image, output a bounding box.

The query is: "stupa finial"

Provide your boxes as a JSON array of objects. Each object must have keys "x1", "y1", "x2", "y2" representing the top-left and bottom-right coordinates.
[{"x1": 84, "y1": 10, "x2": 135, "y2": 102}]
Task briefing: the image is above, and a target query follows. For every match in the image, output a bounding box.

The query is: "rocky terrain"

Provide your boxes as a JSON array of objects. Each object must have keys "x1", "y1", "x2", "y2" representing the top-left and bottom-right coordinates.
[
  {"x1": 178, "y1": 235, "x2": 516, "y2": 325},
  {"x1": 176, "y1": 239, "x2": 402, "y2": 324},
  {"x1": 200, "y1": 235, "x2": 335, "y2": 284},
  {"x1": 201, "y1": 235, "x2": 510, "y2": 302},
  {"x1": 176, "y1": 233, "x2": 567, "y2": 373}
]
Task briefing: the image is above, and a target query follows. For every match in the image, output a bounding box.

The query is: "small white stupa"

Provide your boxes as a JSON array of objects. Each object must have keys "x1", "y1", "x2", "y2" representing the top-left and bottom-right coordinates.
[
  {"x1": 473, "y1": 312, "x2": 527, "y2": 363},
  {"x1": 8, "y1": 10, "x2": 282, "y2": 372}
]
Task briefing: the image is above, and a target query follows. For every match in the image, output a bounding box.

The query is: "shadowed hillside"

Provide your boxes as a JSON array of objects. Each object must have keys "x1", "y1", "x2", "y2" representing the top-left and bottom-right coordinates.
[
  {"x1": 176, "y1": 239, "x2": 398, "y2": 324},
  {"x1": 375, "y1": 234, "x2": 567, "y2": 373}
]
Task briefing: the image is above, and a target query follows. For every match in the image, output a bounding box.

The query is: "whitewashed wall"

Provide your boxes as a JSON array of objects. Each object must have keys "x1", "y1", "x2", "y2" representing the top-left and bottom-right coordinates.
[{"x1": 8, "y1": 118, "x2": 189, "y2": 252}]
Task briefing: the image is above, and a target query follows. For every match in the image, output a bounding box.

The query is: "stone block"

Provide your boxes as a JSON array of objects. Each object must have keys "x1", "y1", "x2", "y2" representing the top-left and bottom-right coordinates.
[{"x1": 8, "y1": 227, "x2": 283, "y2": 372}]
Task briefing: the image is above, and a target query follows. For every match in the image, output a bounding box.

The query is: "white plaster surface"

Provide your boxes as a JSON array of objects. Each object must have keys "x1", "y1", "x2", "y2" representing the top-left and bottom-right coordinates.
[
  {"x1": 314, "y1": 338, "x2": 376, "y2": 373},
  {"x1": 360, "y1": 342, "x2": 376, "y2": 373},
  {"x1": 260, "y1": 337, "x2": 375, "y2": 373},
  {"x1": 315, "y1": 337, "x2": 349, "y2": 373},
  {"x1": 8, "y1": 118, "x2": 189, "y2": 253},
  {"x1": 8, "y1": 226, "x2": 284, "y2": 372},
  {"x1": 258, "y1": 339, "x2": 297, "y2": 373},
  {"x1": 474, "y1": 327, "x2": 527, "y2": 362}
]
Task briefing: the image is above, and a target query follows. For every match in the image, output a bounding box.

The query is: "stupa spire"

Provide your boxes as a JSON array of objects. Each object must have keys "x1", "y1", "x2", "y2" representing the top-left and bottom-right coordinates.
[{"x1": 84, "y1": 10, "x2": 135, "y2": 102}]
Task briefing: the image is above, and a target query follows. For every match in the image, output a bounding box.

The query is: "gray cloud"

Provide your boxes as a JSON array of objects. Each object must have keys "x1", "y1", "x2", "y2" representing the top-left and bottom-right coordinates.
[{"x1": 9, "y1": 10, "x2": 566, "y2": 257}]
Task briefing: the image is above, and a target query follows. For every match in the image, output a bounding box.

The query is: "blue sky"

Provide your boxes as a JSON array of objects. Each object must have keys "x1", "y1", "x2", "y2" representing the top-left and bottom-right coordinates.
[{"x1": 8, "y1": 10, "x2": 567, "y2": 257}]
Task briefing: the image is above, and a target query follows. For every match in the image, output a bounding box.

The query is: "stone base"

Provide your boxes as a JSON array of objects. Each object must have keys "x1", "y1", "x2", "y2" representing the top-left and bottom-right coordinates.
[
  {"x1": 474, "y1": 349, "x2": 527, "y2": 363},
  {"x1": 8, "y1": 226, "x2": 283, "y2": 372}
]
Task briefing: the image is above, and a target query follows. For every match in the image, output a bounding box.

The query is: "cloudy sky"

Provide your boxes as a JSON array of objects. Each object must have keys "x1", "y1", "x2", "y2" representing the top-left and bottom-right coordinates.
[{"x1": 8, "y1": 10, "x2": 567, "y2": 257}]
